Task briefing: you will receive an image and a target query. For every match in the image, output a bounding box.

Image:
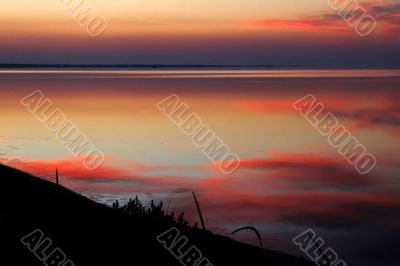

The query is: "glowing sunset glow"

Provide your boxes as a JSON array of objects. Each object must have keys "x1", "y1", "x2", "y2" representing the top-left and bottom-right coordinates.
[{"x1": 0, "y1": 0, "x2": 399, "y2": 66}]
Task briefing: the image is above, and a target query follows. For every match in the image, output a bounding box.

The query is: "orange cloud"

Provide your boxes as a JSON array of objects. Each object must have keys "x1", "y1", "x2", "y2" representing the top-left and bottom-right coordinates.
[
  {"x1": 243, "y1": 15, "x2": 348, "y2": 33},
  {"x1": 242, "y1": 1, "x2": 400, "y2": 37}
]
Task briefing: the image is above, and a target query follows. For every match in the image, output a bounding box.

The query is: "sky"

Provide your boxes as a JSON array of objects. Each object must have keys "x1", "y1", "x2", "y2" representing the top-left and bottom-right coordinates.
[
  {"x1": 0, "y1": 70, "x2": 399, "y2": 265},
  {"x1": 0, "y1": 0, "x2": 399, "y2": 66}
]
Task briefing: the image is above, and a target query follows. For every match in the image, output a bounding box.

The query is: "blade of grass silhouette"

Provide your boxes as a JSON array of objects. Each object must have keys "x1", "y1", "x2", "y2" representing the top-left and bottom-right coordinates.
[
  {"x1": 192, "y1": 192, "x2": 206, "y2": 230},
  {"x1": 56, "y1": 168, "x2": 59, "y2": 185},
  {"x1": 231, "y1": 226, "x2": 263, "y2": 249},
  {"x1": 166, "y1": 197, "x2": 171, "y2": 214}
]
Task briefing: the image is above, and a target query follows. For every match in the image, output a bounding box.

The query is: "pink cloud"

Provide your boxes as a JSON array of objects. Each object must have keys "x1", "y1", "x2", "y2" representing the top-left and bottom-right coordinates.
[{"x1": 242, "y1": 1, "x2": 400, "y2": 36}]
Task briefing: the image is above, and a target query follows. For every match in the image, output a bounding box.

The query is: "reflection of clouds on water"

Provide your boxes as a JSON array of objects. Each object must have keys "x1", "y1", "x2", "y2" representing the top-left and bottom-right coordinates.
[
  {"x1": 0, "y1": 135, "x2": 54, "y2": 159},
  {"x1": 0, "y1": 135, "x2": 52, "y2": 141},
  {"x1": 8, "y1": 145, "x2": 20, "y2": 150}
]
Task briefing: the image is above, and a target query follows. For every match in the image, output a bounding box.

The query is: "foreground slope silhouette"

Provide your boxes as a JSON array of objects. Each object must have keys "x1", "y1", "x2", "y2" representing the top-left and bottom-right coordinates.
[{"x1": 0, "y1": 164, "x2": 314, "y2": 266}]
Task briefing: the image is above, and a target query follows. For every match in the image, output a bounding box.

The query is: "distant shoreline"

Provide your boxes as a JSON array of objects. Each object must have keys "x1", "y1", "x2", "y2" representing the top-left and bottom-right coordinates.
[
  {"x1": 1, "y1": 64, "x2": 398, "y2": 70},
  {"x1": 0, "y1": 64, "x2": 286, "y2": 69}
]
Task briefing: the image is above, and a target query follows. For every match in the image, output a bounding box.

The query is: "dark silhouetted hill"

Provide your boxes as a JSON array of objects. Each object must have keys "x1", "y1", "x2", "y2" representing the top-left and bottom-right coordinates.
[{"x1": 0, "y1": 163, "x2": 314, "y2": 266}]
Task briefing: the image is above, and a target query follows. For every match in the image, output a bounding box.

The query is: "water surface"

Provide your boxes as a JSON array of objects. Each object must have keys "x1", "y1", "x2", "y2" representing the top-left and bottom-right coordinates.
[{"x1": 1, "y1": 69, "x2": 399, "y2": 265}]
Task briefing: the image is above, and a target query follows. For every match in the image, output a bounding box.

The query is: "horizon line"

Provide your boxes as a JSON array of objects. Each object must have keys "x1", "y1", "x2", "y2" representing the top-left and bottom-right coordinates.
[{"x1": 1, "y1": 64, "x2": 399, "y2": 70}]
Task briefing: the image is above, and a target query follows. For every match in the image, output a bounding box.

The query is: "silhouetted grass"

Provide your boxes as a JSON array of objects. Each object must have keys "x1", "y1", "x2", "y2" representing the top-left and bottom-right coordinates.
[{"x1": 112, "y1": 196, "x2": 190, "y2": 229}]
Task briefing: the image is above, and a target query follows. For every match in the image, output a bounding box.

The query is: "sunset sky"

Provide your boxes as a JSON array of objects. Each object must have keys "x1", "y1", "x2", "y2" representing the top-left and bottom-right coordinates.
[{"x1": 1, "y1": 0, "x2": 399, "y2": 66}]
